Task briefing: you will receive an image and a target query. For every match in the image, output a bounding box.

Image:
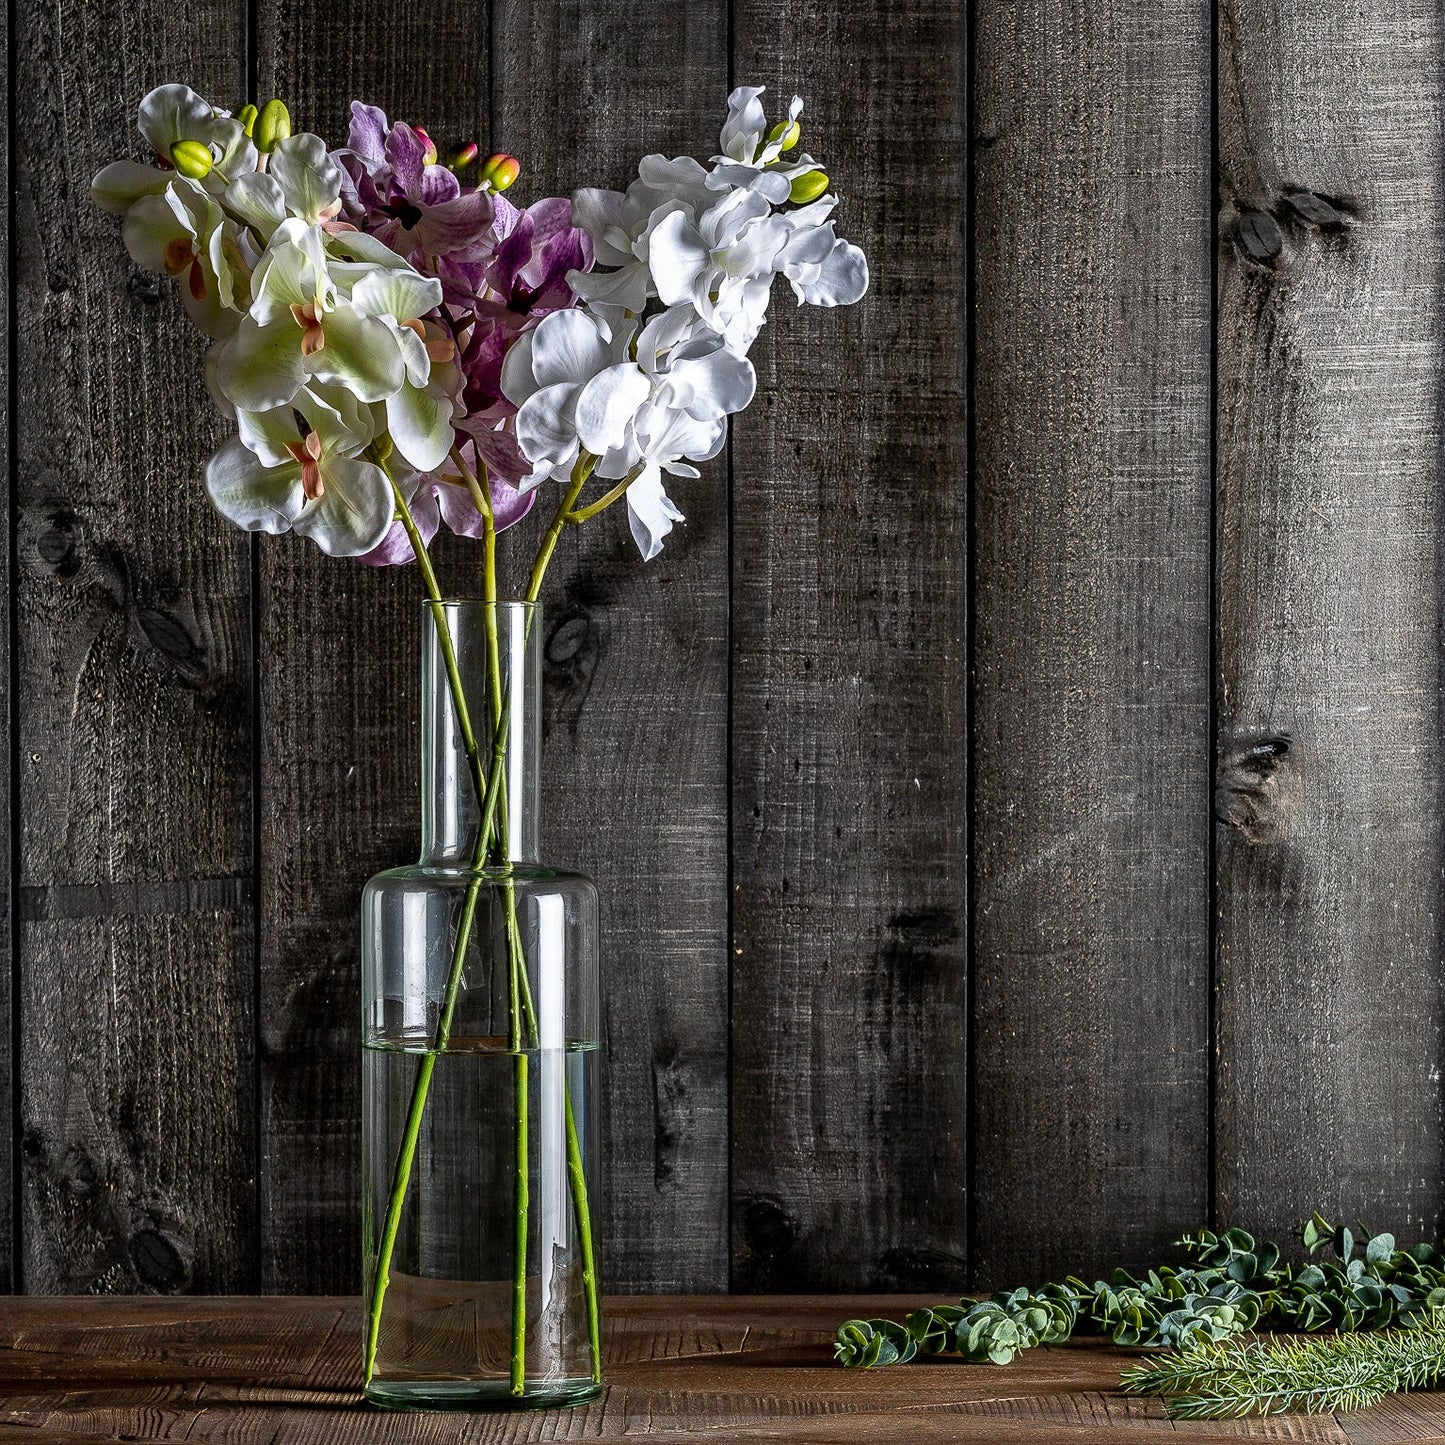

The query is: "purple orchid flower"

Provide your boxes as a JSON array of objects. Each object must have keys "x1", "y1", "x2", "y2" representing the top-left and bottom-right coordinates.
[
  {"x1": 335, "y1": 102, "x2": 497, "y2": 298},
  {"x1": 359, "y1": 444, "x2": 536, "y2": 568}
]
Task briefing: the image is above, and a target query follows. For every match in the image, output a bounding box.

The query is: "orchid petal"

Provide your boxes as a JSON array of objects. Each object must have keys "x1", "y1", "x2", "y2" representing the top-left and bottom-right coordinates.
[
  {"x1": 386, "y1": 379, "x2": 455, "y2": 473},
  {"x1": 90, "y1": 160, "x2": 168, "y2": 214},
  {"x1": 528, "y1": 309, "x2": 614, "y2": 388},
  {"x1": 647, "y1": 210, "x2": 712, "y2": 307},
  {"x1": 214, "y1": 315, "x2": 307, "y2": 411},
  {"x1": 626, "y1": 465, "x2": 686, "y2": 560},
  {"x1": 574, "y1": 363, "x2": 651, "y2": 455},
  {"x1": 270, "y1": 133, "x2": 345, "y2": 223},
  {"x1": 350, "y1": 267, "x2": 443, "y2": 324}
]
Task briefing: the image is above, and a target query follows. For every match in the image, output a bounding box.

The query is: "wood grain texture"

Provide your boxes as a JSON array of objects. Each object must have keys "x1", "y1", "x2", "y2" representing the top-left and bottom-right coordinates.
[
  {"x1": 253, "y1": 0, "x2": 492, "y2": 1293},
  {"x1": 491, "y1": 0, "x2": 732, "y2": 1292},
  {"x1": 729, "y1": 8, "x2": 969, "y2": 1290},
  {"x1": 12, "y1": 3, "x2": 255, "y2": 1291},
  {"x1": 0, "y1": 0, "x2": 11, "y2": 1293},
  {"x1": 1213, "y1": 0, "x2": 1445, "y2": 1238},
  {"x1": 0, "y1": 1294, "x2": 1398, "y2": 1442},
  {"x1": 969, "y1": 0, "x2": 1213, "y2": 1282}
]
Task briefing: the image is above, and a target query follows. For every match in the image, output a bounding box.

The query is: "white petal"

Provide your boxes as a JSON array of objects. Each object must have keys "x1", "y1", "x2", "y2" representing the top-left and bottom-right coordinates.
[
  {"x1": 647, "y1": 210, "x2": 712, "y2": 308},
  {"x1": 91, "y1": 160, "x2": 168, "y2": 214},
  {"x1": 205, "y1": 437, "x2": 306, "y2": 536},
  {"x1": 626, "y1": 465, "x2": 685, "y2": 560},
  {"x1": 269, "y1": 133, "x2": 344, "y2": 223},
  {"x1": 137, "y1": 84, "x2": 215, "y2": 154},
  {"x1": 120, "y1": 192, "x2": 186, "y2": 273},
  {"x1": 573, "y1": 364, "x2": 651, "y2": 455},
  {"x1": 529, "y1": 309, "x2": 614, "y2": 388},
  {"x1": 500, "y1": 328, "x2": 540, "y2": 407},
  {"x1": 386, "y1": 380, "x2": 455, "y2": 473},
  {"x1": 350, "y1": 267, "x2": 443, "y2": 323},
  {"x1": 306, "y1": 306, "x2": 406, "y2": 402},
  {"x1": 718, "y1": 86, "x2": 767, "y2": 163},
  {"x1": 792, "y1": 238, "x2": 869, "y2": 307},
  {"x1": 214, "y1": 316, "x2": 307, "y2": 411},
  {"x1": 516, "y1": 382, "x2": 583, "y2": 477},
  {"x1": 571, "y1": 187, "x2": 630, "y2": 264}
]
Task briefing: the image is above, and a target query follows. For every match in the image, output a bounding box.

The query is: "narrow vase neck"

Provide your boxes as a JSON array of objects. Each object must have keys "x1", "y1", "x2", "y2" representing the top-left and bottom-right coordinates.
[{"x1": 420, "y1": 600, "x2": 542, "y2": 866}]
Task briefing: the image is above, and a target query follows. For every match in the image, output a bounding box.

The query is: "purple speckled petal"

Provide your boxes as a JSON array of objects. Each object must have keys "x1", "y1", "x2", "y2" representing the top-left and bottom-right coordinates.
[
  {"x1": 347, "y1": 101, "x2": 390, "y2": 165},
  {"x1": 417, "y1": 163, "x2": 461, "y2": 207},
  {"x1": 385, "y1": 121, "x2": 429, "y2": 196},
  {"x1": 412, "y1": 189, "x2": 498, "y2": 256}
]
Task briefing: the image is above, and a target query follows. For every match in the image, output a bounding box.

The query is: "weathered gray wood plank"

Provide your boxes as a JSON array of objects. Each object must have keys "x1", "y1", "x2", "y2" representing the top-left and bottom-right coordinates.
[
  {"x1": 970, "y1": 0, "x2": 1213, "y2": 1280},
  {"x1": 729, "y1": 11, "x2": 969, "y2": 1289},
  {"x1": 491, "y1": 0, "x2": 732, "y2": 1293},
  {"x1": 253, "y1": 0, "x2": 491, "y2": 1293},
  {"x1": 1214, "y1": 0, "x2": 1445, "y2": 1238},
  {"x1": 13, "y1": 10, "x2": 255, "y2": 1289},
  {"x1": 0, "y1": 0, "x2": 11, "y2": 1292}
]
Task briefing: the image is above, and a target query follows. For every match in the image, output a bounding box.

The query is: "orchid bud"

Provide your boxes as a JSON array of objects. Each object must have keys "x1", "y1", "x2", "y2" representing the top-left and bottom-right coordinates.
[
  {"x1": 480, "y1": 152, "x2": 520, "y2": 192},
  {"x1": 789, "y1": 168, "x2": 830, "y2": 204},
  {"x1": 237, "y1": 103, "x2": 258, "y2": 137},
  {"x1": 169, "y1": 140, "x2": 214, "y2": 180},
  {"x1": 446, "y1": 142, "x2": 479, "y2": 172},
  {"x1": 414, "y1": 126, "x2": 438, "y2": 166},
  {"x1": 255, "y1": 99, "x2": 291, "y2": 154},
  {"x1": 768, "y1": 119, "x2": 802, "y2": 152}
]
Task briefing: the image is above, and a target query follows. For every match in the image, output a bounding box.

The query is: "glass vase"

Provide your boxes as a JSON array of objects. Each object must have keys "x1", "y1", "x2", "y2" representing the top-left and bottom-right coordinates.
[{"x1": 361, "y1": 600, "x2": 603, "y2": 1409}]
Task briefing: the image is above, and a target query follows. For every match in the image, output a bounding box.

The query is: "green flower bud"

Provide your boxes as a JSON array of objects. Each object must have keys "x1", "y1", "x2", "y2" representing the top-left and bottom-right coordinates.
[
  {"x1": 788, "y1": 168, "x2": 830, "y2": 204},
  {"x1": 237, "y1": 103, "x2": 258, "y2": 137},
  {"x1": 255, "y1": 99, "x2": 292, "y2": 155},
  {"x1": 480, "y1": 152, "x2": 520, "y2": 192},
  {"x1": 446, "y1": 142, "x2": 479, "y2": 171},
  {"x1": 768, "y1": 119, "x2": 801, "y2": 151},
  {"x1": 169, "y1": 140, "x2": 214, "y2": 180}
]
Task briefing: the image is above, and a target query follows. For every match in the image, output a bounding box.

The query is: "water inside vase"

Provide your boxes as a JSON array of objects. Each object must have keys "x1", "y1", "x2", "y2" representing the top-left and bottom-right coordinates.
[{"x1": 362, "y1": 1037, "x2": 600, "y2": 1404}]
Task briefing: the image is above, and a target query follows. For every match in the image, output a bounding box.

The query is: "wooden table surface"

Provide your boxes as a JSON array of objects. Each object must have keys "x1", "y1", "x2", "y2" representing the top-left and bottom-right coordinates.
[{"x1": 0, "y1": 1295, "x2": 1442, "y2": 1443}]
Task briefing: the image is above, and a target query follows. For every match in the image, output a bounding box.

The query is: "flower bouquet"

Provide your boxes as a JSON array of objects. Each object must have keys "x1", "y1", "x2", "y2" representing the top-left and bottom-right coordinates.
[{"x1": 93, "y1": 83, "x2": 866, "y2": 1407}]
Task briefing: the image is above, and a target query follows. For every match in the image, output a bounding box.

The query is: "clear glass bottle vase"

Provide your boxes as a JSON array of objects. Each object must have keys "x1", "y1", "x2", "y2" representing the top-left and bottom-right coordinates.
[{"x1": 361, "y1": 600, "x2": 603, "y2": 1409}]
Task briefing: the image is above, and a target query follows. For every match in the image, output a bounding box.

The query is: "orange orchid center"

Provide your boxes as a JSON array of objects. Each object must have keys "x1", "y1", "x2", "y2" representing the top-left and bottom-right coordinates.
[
  {"x1": 285, "y1": 430, "x2": 326, "y2": 501},
  {"x1": 162, "y1": 237, "x2": 195, "y2": 275},
  {"x1": 290, "y1": 302, "x2": 326, "y2": 357}
]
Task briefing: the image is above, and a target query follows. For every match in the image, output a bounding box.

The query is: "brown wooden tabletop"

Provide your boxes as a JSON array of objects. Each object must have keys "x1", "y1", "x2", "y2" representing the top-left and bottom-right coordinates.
[{"x1": 0, "y1": 1295, "x2": 1441, "y2": 1443}]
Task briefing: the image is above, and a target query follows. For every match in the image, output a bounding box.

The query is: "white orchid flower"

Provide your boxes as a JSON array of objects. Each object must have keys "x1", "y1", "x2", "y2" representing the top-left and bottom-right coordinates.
[
  {"x1": 120, "y1": 178, "x2": 247, "y2": 337},
  {"x1": 708, "y1": 87, "x2": 819, "y2": 203},
  {"x1": 92, "y1": 84, "x2": 257, "y2": 215},
  {"x1": 775, "y1": 196, "x2": 869, "y2": 307},
  {"x1": 568, "y1": 155, "x2": 713, "y2": 313},
  {"x1": 587, "y1": 316, "x2": 756, "y2": 559},
  {"x1": 350, "y1": 269, "x2": 457, "y2": 472},
  {"x1": 647, "y1": 187, "x2": 791, "y2": 349},
  {"x1": 502, "y1": 309, "x2": 649, "y2": 490},
  {"x1": 205, "y1": 386, "x2": 394, "y2": 556},
  {"x1": 213, "y1": 219, "x2": 424, "y2": 412}
]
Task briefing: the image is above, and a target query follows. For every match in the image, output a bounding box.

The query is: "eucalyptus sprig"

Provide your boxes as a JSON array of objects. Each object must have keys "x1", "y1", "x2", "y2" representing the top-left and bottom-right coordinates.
[
  {"x1": 835, "y1": 1214, "x2": 1445, "y2": 1370},
  {"x1": 1122, "y1": 1314, "x2": 1445, "y2": 1418}
]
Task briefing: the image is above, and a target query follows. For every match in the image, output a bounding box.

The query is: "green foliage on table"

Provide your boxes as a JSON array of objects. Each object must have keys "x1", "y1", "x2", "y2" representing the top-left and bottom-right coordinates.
[
  {"x1": 834, "y1": 1213, "x2": 1445, "y2": 1369},
  {"x1": 1122, "y1": 1313, "x2": 1445, "y2": 1418}
]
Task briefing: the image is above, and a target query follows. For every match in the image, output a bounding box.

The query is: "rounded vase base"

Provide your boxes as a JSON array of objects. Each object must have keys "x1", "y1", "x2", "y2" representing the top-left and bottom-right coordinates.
[{"x1": 365, "y1": 1377, "x2": 605, "y2": 1412}]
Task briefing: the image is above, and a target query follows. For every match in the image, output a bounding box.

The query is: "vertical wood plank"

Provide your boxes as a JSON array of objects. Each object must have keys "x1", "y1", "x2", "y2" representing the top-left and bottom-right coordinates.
[
  {"x1": 970, "y1": 0, "x2": 1212, "y2": 1279},
  {"x1": 254, "y1": 0, "x2": 490, "y2": 1292},
  {"x1": 1214, "y1": 0, "x2": 1445, "y2": 1238},
  {"x1": 492, "y1": 0, "x2": 732, "y2": 1291},
  {"x1": 729, "y1": 12, "x2": 970, "y2": 1289},
  {"x1": 14, "y1": 8, "x2": 255, "y2": 1290},
  {"x1": 0, "y1": 0, "x2": 11, "y2": 1291}
]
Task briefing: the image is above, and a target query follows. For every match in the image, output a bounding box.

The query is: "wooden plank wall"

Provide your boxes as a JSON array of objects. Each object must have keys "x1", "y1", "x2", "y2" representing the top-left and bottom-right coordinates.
[{"x1": 2, "y1": 0, "x2": 1441, "y2": 1295}]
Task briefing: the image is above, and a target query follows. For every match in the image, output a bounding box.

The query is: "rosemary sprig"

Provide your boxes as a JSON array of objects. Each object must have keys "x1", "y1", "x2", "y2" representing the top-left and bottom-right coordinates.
[{"x1": 1122, "y1": 1315, "x2": 1445, "y2": 1418}]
